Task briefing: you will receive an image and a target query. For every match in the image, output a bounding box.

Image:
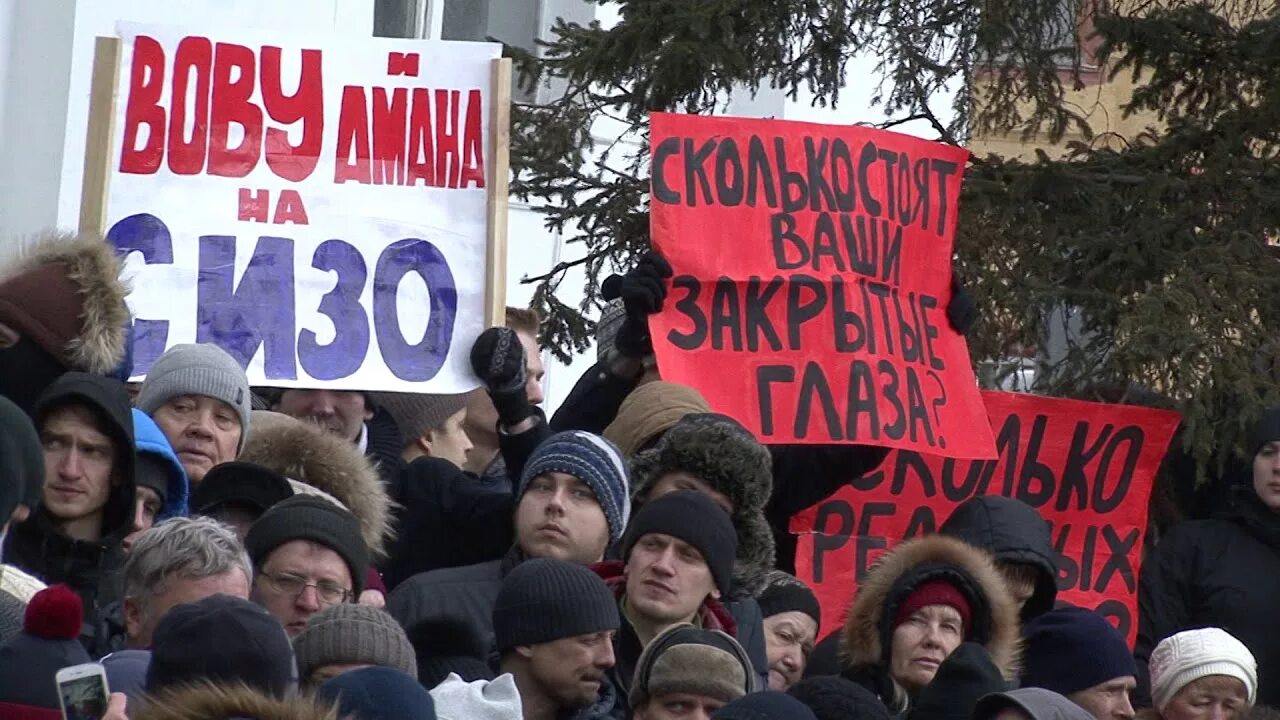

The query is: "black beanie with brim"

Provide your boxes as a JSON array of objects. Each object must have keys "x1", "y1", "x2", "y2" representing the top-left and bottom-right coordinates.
[
  {"x1": 245, "y1": 494, "x2": 369, "y2": 595},
  {"x1": 623, "y1": 490, "x2": 737, "y2": 596}
]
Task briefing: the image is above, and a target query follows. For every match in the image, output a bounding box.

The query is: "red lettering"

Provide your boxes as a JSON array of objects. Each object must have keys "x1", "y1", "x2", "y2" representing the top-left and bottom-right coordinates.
[
  {"x1": 459, "y1": 88, "x2": 485, "y2": 188},
  {"x1": 168, "y1": 36, "x2": 213, "y2": 175},
  {"x1": 208, "y1": 42, "x2": 262, "y2": 177},
  {"x1": 238, "y1": 188, "x2": 270, "y2": 222},
  {"x1": 407, "y1": 88, "x2": 435, "y2": 187},
  {"x1": 334, "y1": 86, "x2": 371, "y2": 184},
  {"x1": 372, "y1": 88, "x2": 407, "y2": 185},
  {"x1": 273, "y1": 189, "x2": 309, "y2": 224},
  {"x1": 119, "y1": 35, "x2": 166, "y2": 174},
  {"x1": 434, "y1": 89, "x2": 461, "y2": 188},
  {"x1": 260, "y1": 47, "x2": 324, "y2": 182}
]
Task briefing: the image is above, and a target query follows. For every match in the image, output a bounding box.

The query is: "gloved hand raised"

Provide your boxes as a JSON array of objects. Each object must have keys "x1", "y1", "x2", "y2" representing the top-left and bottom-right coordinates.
[
  {"x1": 604, "y1": 250, "x2": 673, "y2": 358},
  {"x1": 470, "y1": 327, "x2": 534, "y2": 426}
]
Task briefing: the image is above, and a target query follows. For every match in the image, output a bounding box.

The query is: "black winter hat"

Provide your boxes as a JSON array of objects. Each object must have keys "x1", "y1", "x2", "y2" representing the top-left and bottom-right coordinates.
[
  {"x1": 712, "y1": 690, "x2": 818, "y2": 720},
  {"x1": 147, "y1": 593, "x2": 297, "y2": 698},
  {"x1": 908, "y1": 643, "x2": 1008, "y2": 720},
  {"x1": 407, "y1": 616, "x2": 496, "y2": 688},
  {"x1": 191, "y1": 461, "x2": 294, "y2": 516},
  {"x1": 939, "y1": 496, "x2": 1058, "y2": 619},
  {"x1": 623, "y1": 490, "x2": 737, "y2": 596},
  {"x1": 0, "y1": 395, "x2": 42, "y2": 524},
  {"x1": 758, "y1": 570, "x2": 821, "y2": 630},
  {"x1": 1021, "y1": 606, "x2": 1137, "y2": 697},
  {"x1": 493, "y1": 558, "x2": 620, "y2": 650},
  {"x1": 245, "y1": 494, "x2": 369, "y2": 596},
  {"x1": 788, "y1": 676, "x2": 892, "y2": 720},
  {"x1": 1252, "y1": 406, "x2": 1280, "y2": 455}
]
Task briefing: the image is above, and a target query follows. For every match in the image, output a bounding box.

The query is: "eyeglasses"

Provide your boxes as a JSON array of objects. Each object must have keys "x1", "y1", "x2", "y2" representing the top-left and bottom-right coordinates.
[{"x1": 258, "y1": 571, "x2": 351, "y2": 605}]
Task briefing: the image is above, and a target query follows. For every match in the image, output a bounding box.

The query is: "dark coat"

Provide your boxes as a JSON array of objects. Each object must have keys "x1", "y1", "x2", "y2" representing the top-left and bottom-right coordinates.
[
  {"x1": 380, "y1": 413, "x2": 550, "y2": 588},
  {"x1": 938, "y1": 496, "x2": 1059, "y2": 620},
  {"x1": 1136, "y1": 486, "x2": 1280, "y2": 707},
  {"x1": 387, "y1": 550, "x2": 518, "y2": 659},
  {"x1": 380, "y1": 457, "x2": 515, "y2": 590},
  {"x1": 3, "y1": 374, "x2": 136, "y2": 636},
  {"x1": 364, "y1": 406, "x2": 406, "y2": 489}
]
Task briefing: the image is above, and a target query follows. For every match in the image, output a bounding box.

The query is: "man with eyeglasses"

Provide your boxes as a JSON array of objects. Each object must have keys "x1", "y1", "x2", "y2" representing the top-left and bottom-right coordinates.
[{"x1": 245, "y1": 494, "x2": 369, "y2": 637}]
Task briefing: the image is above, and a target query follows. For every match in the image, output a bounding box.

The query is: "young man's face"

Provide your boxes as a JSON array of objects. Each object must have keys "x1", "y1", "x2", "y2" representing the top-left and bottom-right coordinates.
[
  {"x1": 624, "y1": 533, "x2": 717, "y2": 625},
  {"x1": 515, "y1": 472, "x2": 610, "y2": 565},
  {"x1": 275, "y1": 389, "x2": 371, "y2": 443},
  {"x1": 40, "y1": 405, "x2": 118, "y2": 525},
  {"x1": 424, "y1": 407, "x2": 473, "y2": 468}
]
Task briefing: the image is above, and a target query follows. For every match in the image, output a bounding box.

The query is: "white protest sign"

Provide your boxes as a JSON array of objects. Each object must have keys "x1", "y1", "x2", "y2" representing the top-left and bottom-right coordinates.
[{"x1": 101, "y1": 23, "x2": 503, "y2": 392}]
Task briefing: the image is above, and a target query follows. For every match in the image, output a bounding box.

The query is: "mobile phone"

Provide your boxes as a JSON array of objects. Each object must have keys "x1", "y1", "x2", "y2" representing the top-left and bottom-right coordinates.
[{"x1": 55, "y1": 663, "x2": 110, "y2": 720}]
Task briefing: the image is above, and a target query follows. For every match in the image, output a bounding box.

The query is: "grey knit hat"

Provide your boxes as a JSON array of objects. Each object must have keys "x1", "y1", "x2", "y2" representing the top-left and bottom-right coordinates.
[
  {"x1": 293, "y1": 604, "x2": 418, "y2": 685},
  {"x1": 493, "y1": 558, "x2": 619, "y2": 651},
  {"x1": 137, "y1": 343, "x2": 252, "y2": 451},
  {"x1": 369, "y1": 390, "x2": 476, "y2": 447},
  {"x1": 631, "y1": 624, "x2": 755, "y2": 709}
]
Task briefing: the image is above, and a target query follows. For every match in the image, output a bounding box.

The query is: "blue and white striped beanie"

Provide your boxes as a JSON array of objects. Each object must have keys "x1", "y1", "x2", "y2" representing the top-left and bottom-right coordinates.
[{"x1": 519, "y1": 431, "x2": 631, "y2": 541}]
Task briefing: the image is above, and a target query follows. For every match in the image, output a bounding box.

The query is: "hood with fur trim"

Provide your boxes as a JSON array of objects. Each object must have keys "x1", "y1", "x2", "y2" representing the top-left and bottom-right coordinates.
[
  {"x1": 841, "y1": 534, "x2": 1022, "y2": 682},
  {"x1": 629, "y1": 416, "x2": 776, "y2": 598},
  {"x1": 239, "y1": 411, "x2": 393, "y2": 557},
  {"x1": 0, "y1": 230, "x2": 129, "y2": 375},
  {"x1": 135, "y1": 683, "x2": 337, "y2": 720}
]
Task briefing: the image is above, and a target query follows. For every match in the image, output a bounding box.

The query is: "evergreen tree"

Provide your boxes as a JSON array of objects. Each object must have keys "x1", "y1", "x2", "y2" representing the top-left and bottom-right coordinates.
[{"x1": 507, "y1": 0, "x2": 1280, "y2": 473}]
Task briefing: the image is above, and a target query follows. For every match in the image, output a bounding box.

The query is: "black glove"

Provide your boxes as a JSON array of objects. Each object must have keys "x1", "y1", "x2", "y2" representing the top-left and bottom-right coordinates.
[
  {"x1": 470, "y1": 327, "x2": 534, "y2": 426},
  {"x1": 947, "y1": 269, "x2": 977, "y2": 336},
  {"x1": 610, "y1": 251, "x2": 673, "y2": 357}
]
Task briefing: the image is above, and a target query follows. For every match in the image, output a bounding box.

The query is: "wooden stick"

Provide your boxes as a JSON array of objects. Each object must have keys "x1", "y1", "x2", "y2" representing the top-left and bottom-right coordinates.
[
  {"x1": 79, "y1": 36, "x2": 122, "y2": 237},
  {"x1": 484, "y1": 57, "x2": 512, "y2": 327}
]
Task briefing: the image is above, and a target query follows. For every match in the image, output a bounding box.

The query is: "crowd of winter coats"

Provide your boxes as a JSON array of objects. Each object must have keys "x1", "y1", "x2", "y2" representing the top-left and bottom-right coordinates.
[{"x1": 0, "y1": 232, "x2": 1277, "y2": 720}]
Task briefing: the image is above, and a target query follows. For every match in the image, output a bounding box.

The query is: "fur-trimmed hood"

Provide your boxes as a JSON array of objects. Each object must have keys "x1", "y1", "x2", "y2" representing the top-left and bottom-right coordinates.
[
  {"x1": 239, "y1": 411, "x2": 393, "y2": 557},
  {"x1": 841, "y1": 534, "x2": 1022, "y2": 682},
  {"x1": 0, "y1": 230, "x2": 129, "y2": 374},
  {"x1": 135, "y1": 683, "x2": 337, "y2": 720},
  {"x1": 629, "y1": 416, "x2": 776, "y2": 598}
]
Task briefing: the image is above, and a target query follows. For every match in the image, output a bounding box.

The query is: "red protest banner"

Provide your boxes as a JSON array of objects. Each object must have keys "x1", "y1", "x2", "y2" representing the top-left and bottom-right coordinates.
[
  {"x1": 648, "y1": 112, "x2": 994, "y2": 458},
  {"x1": 790, "y1": 390, "x2": 1181, "y2": 646}
]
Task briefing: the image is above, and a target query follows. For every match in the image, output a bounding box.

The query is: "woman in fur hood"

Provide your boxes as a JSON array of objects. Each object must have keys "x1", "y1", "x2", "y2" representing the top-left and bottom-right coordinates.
[{"x1": 837, "y1": 534, "x2": 1022, "y2": 715}]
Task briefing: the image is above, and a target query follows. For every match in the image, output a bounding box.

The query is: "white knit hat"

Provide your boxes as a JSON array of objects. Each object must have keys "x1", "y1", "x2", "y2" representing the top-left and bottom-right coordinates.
[
  {"x1": 429, "y1": 672, "x2": 523, "y2": 720},
  {"x1": 1150, "y1": 628, "x2": 1258, "y2": 710}
]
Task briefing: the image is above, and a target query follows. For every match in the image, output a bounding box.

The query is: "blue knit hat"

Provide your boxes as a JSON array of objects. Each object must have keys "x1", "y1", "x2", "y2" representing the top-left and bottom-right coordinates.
[
  {"x1": 1021, "y1": 606, "x2": 1137, "y2": 696},
  {"x1": 519, "y1": 431, "x2": 630, "y2": 541}
]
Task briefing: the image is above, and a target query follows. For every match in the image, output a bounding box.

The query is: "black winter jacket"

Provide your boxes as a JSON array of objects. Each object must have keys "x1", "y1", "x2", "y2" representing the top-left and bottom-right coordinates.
[
  {"x1": 938, "y1": 496, "x2": 1059, "y2": 620},
  {"x1": 3, "y1": 374, "x2": 136, "y2": 639},
  {"x1": 1136, "y1": 487, "x2": 1280, "y2": 706},
  {"x1": 550, "y1": 364, "x2": 889, "y2": 572}
]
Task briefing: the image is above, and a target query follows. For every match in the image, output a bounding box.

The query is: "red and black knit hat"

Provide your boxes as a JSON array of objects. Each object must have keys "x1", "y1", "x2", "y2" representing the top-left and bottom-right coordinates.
[{"x1": 0, "y1": 584, "x2": 92, "y2": 719}]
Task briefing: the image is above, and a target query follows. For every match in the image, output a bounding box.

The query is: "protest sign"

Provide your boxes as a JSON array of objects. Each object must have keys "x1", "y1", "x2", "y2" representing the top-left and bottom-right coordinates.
[
  {"x1": 648, "y1": 112, "x2": 994, "y2": 458},
  {"x1": 791, "y1": 390, "x2": 1181, "y2": 646},
  {"x1": 80, "y1": 24, "x2": 508, "y2": 392}
]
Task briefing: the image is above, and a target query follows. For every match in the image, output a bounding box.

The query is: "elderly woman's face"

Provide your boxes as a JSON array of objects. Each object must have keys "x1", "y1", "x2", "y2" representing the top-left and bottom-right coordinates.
[
  {"x1": 1163, "y1": 676, "x2": 1248, "y2": 720},
  {"x1": 889, "y1": 604, "x2": 963, "y2": 691}
]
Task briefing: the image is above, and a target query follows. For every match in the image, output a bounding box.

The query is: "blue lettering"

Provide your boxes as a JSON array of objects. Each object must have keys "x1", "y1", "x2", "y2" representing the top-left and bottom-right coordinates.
[
  {"x1": 372, "y1": 238, "x2": 456, "y2": 381},
  {"x1": 106, "y1": 213, "x2": 172, "y2": 374},
  {"x1": 197, "y1": 235, "x2": 297, "y2": 378},
  {"x1": 299, "y1": 239, "x2": 369, "y2": 380}
]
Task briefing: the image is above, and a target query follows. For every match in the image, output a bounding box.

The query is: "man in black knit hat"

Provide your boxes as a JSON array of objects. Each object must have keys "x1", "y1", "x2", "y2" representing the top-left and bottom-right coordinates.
[
  {"x1": 495, "y1": 558, "x2": 620, "y2": 720},
  {"x1": 246, "y1": 494, "x2": 369, "y2": 637},
  {"x1": 593, "y1": 490, "x2": 740, "y2": 710}
]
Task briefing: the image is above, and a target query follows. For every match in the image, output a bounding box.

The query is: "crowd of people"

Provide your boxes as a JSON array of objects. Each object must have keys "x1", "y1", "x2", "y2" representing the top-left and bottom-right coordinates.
[{"x1": 0, "y1": 229, "x2": 1275, "y2": 720}]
